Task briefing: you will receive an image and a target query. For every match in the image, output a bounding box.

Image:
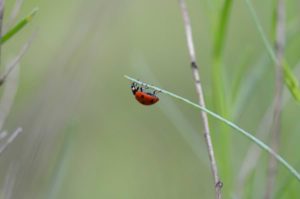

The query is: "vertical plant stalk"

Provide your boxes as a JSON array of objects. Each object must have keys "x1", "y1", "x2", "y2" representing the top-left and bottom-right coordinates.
[
  {"x1": 211, "y1": 1, "x2": 233, "y2": 194},
  {"x1": 212, "y1": 0, "x2": 232, "y2": 116},
  {"x1": 178, "y1": 1, "x2": 222, "y2": 199},
  {"x1": 264, "y1": 0, "x2": 285, "y2": 198},
  {"x1": 0, "y1": 0, "x2": 4, "y2": 62},
  {"x1": 0, "y1": 0, "x2": 4, "y2": 37}
]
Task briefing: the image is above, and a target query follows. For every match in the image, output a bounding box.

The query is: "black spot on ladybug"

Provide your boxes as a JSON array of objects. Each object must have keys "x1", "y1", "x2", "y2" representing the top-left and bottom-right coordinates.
[
  {"x1": 150, "y1": 99, "x2": 154, "y2": 103},
  {"x1": 141, "y1": 95, "x2": 144, "y2": 98}
]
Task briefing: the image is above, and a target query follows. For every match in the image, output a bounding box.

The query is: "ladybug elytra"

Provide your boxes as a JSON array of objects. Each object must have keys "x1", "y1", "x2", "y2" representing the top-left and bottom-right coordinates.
[{"x1": 131, "y1": 82, "x2": 160, "y2": 105}]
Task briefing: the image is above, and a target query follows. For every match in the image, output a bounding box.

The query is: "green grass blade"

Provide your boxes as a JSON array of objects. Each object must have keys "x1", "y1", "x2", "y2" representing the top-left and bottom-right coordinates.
[
  {"x1": 244, "y1": 0, "x2": 300, "y2": 102},
  {"x1": 0, "y1": 7, "x2": 39, "y2": 45},
  {"x1": 244, "y1": 0, "x2": 277, "y2": 62},
  {"x1": 211, "y1": 0, "x2": 233, "y2": 118},
  {"x1": 124, "y1": 75, "x2": 300, "y2": 182},
  {"x1": 211, "y1": 1, "x2": 234, "y2": 195},
  {"x1": 283, "y1": 60, "x2": 300, "y2": 101},
  {"x1": 213, "y1": 0, "x2": 233, "y2": 61}
]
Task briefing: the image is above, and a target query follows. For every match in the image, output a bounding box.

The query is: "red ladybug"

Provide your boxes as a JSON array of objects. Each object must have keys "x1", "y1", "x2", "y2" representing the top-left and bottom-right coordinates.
[{"x1": 131, "y1": 82, "x2": 160, "y2": 105}]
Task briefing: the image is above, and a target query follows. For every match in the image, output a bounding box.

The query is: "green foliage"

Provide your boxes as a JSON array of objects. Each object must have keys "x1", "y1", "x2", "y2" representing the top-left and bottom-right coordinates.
[
  {"x1": 244, "y1": 0, "x2": 300, "y2": 102},
  {"x1": 211, "y1": 1, "x2": 234, "y2": 196},
  {"x1": 2, "y1": 0, "x2": 300, "y2": 198},
  {"x1": 283, "y1": 60, "x2": 300, "y2": 101},
  {"x1": 0, "y1": 7, "x2": 39, "y2": 45}
]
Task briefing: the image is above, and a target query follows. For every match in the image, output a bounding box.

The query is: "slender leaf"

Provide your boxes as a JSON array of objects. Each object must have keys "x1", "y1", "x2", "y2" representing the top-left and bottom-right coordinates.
[
  {"x1": 244, "y1": 0, "x2": 300, "y2": 102},
  {"x1": 0, "y1": 7, "x2": 38, "y2": 45},
  {"x1": 283, "y1": 59, "x2": 300, "y2": 101}
]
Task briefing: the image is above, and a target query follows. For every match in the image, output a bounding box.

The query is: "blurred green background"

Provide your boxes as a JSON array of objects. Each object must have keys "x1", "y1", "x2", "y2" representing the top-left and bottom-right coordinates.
[{"x1": 1, "y1": 0, "x2": 300, "y2": 198}]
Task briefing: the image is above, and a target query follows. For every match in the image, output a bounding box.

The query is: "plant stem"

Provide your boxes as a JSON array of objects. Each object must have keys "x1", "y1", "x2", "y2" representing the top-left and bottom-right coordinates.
[
  {"x1": 0, "y1": 31, "x2": 36, "y2": 86},
  {"x1": 211, "y1": 0, "x2": 233, "y2": 117},
  {"x1": 0, "y1": 0, "x2": 4, "y2": 38},
  {"x1": 265, "y1": 0, "x2": 285, "y2": 198},
  {"x1": 0, "y1": 0, "x2": 4, "y2": 63},
  {"x1": 211, "y1": 0, "x2": 232, "y2": 119},
  {"x1": 244, "y1": 0, "x2": 300, "y2": 102},
  {"x1": 0, "y1": 128, "x2": 22, "y2": 156},
  {"x1": 178, "y1": 1, "x2": 222, "y2": 199},
  {"x1": 211, "y1": 1, "x2": 233, "y2": 195},
  {"x1": 124, "y1": 75, "x2": 300, "y2": 182}
]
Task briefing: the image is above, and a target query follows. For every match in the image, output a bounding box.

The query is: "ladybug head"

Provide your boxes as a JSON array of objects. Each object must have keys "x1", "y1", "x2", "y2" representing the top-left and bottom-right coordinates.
[{"x1": 131, "y1": 82, "x2": 139, "y2": 95}]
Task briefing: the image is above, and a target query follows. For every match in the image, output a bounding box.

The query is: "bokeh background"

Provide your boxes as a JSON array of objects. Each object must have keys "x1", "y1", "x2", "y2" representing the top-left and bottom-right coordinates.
[{"x1": 1, "y1": 0, "x2": 300, "y2": 198}]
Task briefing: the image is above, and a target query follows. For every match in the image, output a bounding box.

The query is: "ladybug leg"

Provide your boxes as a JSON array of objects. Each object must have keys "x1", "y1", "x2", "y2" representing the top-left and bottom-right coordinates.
[
  {"x1": 144, "y1": 84, "x2": 149, "y2": 89},
  {"x1": 153, "y1": 90, "x2": 161, "y2": 95}
]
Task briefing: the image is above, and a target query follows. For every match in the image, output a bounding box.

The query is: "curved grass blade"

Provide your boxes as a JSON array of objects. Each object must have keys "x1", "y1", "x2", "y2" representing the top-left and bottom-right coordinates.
[{"x1": 124, "y1": 75, "x2": 300, "y2": 182}]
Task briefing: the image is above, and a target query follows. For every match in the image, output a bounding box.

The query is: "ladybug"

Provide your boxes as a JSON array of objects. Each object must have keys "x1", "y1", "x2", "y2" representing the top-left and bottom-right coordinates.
[{"x1": 131, "y1": 82, "x2": 160, "y2": 105}]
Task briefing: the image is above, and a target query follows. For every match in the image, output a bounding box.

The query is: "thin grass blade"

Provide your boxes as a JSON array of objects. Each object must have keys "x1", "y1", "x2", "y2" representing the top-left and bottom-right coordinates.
[
  {"x1": 124, "y1": 75, "x2": 300, "y2": 182},
  {"x1": 0, "y1": 7, "x2": 38, "y2": 45}
]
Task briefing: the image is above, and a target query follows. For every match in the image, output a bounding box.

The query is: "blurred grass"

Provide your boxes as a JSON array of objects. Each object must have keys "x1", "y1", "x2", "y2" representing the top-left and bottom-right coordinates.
[
  {"x1": 0, "y1": 7, "x2": 38, "y2": 45},
  {"x1": 0, "y1": 0, "x2": 299, "y2": 199},
  {"x1": 245, "y1": 0, "x2": 300, "y2": 103},
  {"x1": 211, "y1": 1, "x2": 234, "y2": 196}
]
